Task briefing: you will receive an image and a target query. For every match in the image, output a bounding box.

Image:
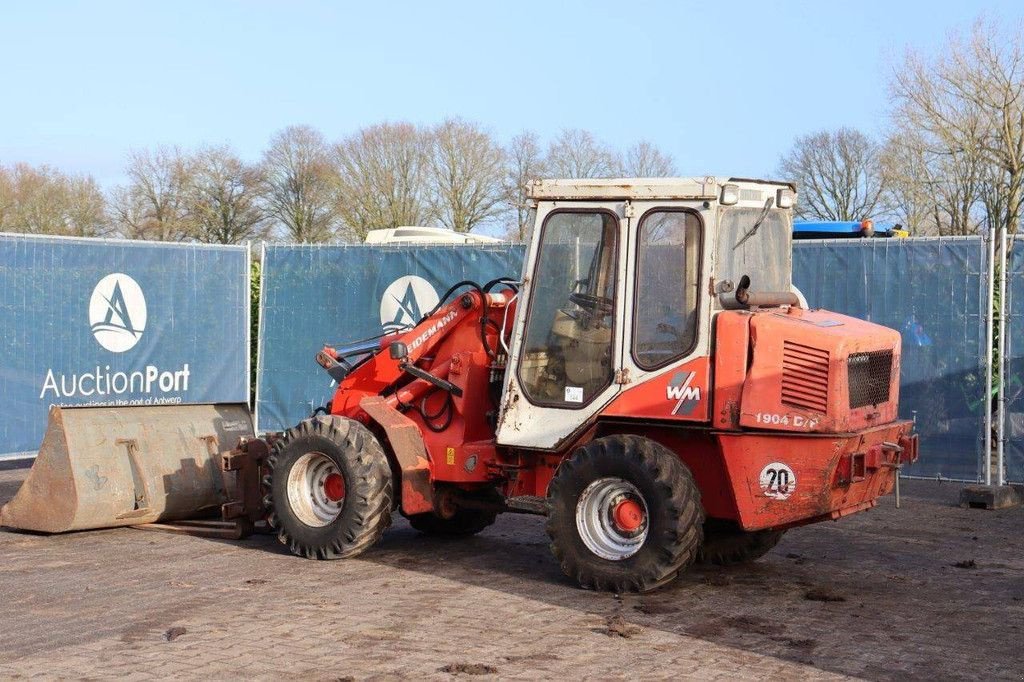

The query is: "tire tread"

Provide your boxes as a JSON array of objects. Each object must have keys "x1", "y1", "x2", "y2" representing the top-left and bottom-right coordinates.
[
  {"x1": 546, "y1": 434, "x2": 704, "y2": 593},
  {"x1": 265, "y1": 415, "x2": 393, "y2": 560}
]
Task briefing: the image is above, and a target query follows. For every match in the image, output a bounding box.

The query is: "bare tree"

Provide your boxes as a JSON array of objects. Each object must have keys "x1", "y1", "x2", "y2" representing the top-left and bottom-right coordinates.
[
  {"x1": 891, "y1": 19, "x2": 1024, "y2": 234},
  {"x1": 881, "y1": 126, "x2": 987, "y2": 235},
  {"x1": 0, "y1": 166, "x2": 13, "y2": 229},
  {"x1": 261, "y1": 125, "x2": 340, "y2": 243},
  {"x1": 186, "y1": 146, "x2": 268, "y2": 244},
  {"x1": 546, "y1": 129, "x2": 620, "y2": 178},
  {"x1": 0, "y1": 163, "x2": 108, "y2": 236},
  {"x1": 778, "y1": 128, "x2": 887, "y2": 221},
  {"x1": 880, "y1": 133, "x2": 941, "y2": 234},
  {"x1": 110, "y1": 147, "x2": 194, "y2": 240},
  {"x1": 333, "y1": 122, "x2": 434, "y2": 239},
  {"x1": 428, "y1": 118, "x2": 505, "y2": 233},
  {"x1": 63, "y1": 173, "x2": 110, "y2": 237},
  {"x1": 622, "y1": 141, "x2": 676, "y2": 177},
  {"x1": 502, "y1": 131, "x2": 547, "y2": 241}
]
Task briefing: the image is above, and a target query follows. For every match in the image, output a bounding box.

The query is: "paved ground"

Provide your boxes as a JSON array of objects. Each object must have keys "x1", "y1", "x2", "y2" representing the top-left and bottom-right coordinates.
[{"x1": 1, "y1": 469, "x2": 1021, "y2": 681}]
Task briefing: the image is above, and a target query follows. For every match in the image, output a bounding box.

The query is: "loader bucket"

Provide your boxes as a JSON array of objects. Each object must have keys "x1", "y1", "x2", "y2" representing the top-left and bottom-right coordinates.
[{"x1": 0, "y1": 404, "x2": 253, "y2": 533}]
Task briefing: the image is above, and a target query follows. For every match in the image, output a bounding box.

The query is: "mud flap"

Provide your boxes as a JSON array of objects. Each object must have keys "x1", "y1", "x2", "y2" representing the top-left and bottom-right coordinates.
[
  {"x1": 0, "y1": 404, "x2": 253, "y2": 533},
  {"x1": 359, "y1": 396, "x2": 435, "y2": 515}
]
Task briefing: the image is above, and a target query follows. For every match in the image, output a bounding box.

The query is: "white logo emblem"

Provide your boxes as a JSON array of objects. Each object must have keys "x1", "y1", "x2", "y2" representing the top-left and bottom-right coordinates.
[
  {"x1": 89, "y1": 273, "x2": 147, "y2": 353},
  {"x1": 759, "y1": 462, "x2": 797, "y2": 500},
  {"x1": 380, "y1": 275, "x2": 439, "y2": 333},
  {"x1": 666, "y1": 371, "x2": 701, "y2": 415}
]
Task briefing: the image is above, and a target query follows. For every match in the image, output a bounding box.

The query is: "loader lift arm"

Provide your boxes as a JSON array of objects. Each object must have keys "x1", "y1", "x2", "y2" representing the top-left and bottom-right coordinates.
[{"x1": 320, "y1": 281, "x2": 517, "y2": 517}]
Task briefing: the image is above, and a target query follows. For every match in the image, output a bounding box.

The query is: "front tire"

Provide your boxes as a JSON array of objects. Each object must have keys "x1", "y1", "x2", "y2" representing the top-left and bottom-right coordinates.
[
  {"x1": 546, "y1": 435, "x2": 704, "y2": 593},
  {"x1": 266, "y1": 415, "x2": 393, "y2": 560}
]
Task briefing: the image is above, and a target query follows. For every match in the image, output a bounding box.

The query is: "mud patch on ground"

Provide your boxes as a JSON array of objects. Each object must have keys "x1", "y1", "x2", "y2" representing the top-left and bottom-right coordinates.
[
  {"x1": 724, "y1": 615, "x2": 785, "y2": 636},
  {"x1": 634, "y1": 601, "x2": 680, "y2": 615},
  {"x1": 804, "y1": 587, "x2": 846, "y2": 602},
  {"x1": 685, "y1": 620, "x2": 727, "y2": 638},
  {"x1": 162, "y1": 627, "x2": 186, "y2": 642},
  {"x1": 594, "y1": 614, "x2": 642, "y2": 638},
  {"x1": 502, "y1": 653, "x2": 560, "y2": 663},
  {"x1": 439, "y1": 663, "x2": 498, "y2": 675},
  {"x1": 771, "y1": 636, "x2": 817, "y2": 649},
  {"x1": 704, "y1": 574, "x2": 733, "y2": 587}
]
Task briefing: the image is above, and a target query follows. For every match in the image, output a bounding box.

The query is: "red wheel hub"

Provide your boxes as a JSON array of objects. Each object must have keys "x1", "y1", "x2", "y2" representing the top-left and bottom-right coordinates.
[
  {"x1": 323, "y1": 473, "x2": 346, "y2": 502},
  {"x1": 612, "y1": 498, "x2": 644, "y2": 532}
]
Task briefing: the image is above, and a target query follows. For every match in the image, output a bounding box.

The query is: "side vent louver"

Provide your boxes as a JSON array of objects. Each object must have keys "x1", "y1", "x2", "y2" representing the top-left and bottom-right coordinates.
[{"x1": 782, "y1": 341, "x2": 829, "y2": 413}]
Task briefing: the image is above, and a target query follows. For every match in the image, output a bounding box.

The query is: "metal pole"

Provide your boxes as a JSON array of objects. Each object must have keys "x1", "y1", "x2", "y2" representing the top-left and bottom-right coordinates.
[
  {"x1": 996, "y1": 228, "x2": 1009, "y2": 487},
  {"x1": 984, "y1": 229, "x2": 996, "y2": 486}
]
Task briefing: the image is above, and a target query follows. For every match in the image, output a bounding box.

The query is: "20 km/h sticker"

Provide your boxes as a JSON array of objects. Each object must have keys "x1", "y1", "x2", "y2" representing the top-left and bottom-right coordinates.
[{"x1": 759, "y1": 462, "x2": 797, "y2": 500}]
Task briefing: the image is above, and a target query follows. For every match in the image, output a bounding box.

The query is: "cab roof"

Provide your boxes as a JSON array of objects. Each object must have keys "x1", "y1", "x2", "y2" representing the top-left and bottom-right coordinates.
[{"x1": 526, "y1": 177, "x2": 795, "y2": 201}]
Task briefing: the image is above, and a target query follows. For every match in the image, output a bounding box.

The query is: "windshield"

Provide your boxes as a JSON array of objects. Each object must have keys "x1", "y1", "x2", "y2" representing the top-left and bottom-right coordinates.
[{"x1": 716, "y1": 207, "x2": 792, "y2": 296}]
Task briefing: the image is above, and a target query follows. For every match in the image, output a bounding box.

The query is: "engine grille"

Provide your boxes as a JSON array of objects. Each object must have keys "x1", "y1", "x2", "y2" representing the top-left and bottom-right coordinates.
[
  {"x1": 782, "y1": 341, "x2": 830, "y2": 413},
  {"x1": 848, "y1": 350, "x2": 893, "y2": 408}
]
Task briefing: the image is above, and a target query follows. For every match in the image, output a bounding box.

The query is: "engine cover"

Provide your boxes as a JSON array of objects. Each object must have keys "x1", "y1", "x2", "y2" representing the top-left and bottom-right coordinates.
[{"x1": 739, "y1": 308, "x2": 901, "y2": 433}]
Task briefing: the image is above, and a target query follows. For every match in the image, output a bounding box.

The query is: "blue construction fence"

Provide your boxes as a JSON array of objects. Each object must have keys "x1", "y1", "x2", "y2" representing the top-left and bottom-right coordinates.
[
  {"x1": 793, "y1": 237, "x2": 989, "y2": 482},
  {"x1": 0, "y1": 234, "x2": 250, "y2": 460},
  {"x1": 1004, "y1": 240, "x2": 1024, "y2": 483},
  {"x1": 257, "y1": 237, "x2": 994, "y2": 482},
  {"x1": 0, "y1": 232, "x2": 998, "y2": 481}
]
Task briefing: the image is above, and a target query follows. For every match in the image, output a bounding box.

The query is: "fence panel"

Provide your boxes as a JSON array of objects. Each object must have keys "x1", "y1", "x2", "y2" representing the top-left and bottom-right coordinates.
[
  {"x1": 256, "y1": 244, "x2": 525, "y2": 432},
  {"x1": 793, "y1": 237, "x2": 988, "y2": 481},
  {"x1": 1004, "y1": 240, "x2": 1024, "y2": 483},
  {"x1": 0, "y1": 234, "x2": 250, "y2": 460}
]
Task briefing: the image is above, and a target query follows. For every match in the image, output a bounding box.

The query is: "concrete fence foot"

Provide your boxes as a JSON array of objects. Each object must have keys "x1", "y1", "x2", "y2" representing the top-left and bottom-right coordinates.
[{"x1": 959, "y1": 484, "x2": 1022, "y2": 510}]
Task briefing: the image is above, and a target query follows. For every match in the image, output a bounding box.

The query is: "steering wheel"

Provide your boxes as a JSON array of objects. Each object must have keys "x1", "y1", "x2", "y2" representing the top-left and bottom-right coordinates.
[{"x1": 569, "y1": 292, "x2": 614, "y2": 317}]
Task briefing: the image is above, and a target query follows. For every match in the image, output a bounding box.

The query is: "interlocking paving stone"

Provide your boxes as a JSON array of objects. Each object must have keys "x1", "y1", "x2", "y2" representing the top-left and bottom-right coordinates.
[{"x1": 1, "y1": 468, "x2": 1021, "y2": 680}]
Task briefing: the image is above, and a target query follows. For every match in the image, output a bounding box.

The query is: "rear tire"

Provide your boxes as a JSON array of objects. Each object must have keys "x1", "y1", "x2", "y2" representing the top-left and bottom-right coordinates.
[
  {"x1": 407, "y1": 509, "x2": 497, "y2": 536},
  {"x1": 266, "y1": 415, "x2": 393, "y2": 560},
  {"x1": 546, "y1": 435, "x2": 704, "y2": 593},
  {"x1": 699, "y1": 520, "x2": 784, "y2": 565}
]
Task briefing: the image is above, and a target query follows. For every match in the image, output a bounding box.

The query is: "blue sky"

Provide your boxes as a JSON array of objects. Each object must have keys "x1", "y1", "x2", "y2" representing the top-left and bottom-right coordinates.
[{"x1": 1, "y1": 0, "x2": 1020, "y2": 187}]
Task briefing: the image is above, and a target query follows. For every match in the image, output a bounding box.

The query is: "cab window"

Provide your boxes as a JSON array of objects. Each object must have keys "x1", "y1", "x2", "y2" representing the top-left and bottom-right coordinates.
[
  {"x1": 633, "y1": 210, "x2": 701, "y2": 369},
  {"x1": 519, "y1": 211, "x2": 618, "y2": 407}
]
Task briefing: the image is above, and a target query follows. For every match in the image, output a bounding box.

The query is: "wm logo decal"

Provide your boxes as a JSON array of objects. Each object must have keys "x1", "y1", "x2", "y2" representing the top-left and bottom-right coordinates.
[{"x1": 666, "y1": 371, "x2": 701, "y2": 416}]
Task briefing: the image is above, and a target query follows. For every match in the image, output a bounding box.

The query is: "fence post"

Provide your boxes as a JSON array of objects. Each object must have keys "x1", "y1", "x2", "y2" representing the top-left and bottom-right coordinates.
[
  {"x1": 254, "y1": 241, "x2": 267, "y2": 435},
  {"x1": 246, "y1": 241, "x2": 253, "y2": 411},
  {"x1": 985, "y1": 230, "x2": 996, "y2": 485},
  {"x1": 996, "y1": 228, "x2": 1009, "y2": 487}
]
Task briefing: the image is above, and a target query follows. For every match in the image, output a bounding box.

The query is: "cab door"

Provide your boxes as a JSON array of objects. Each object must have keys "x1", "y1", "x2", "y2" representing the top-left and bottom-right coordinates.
[
  {"x1": 601, "y1": 202, "x2": 713, "y2": 423},
  {"x1": 496, "y1": 202, "x2": 627, "y2": 449}
]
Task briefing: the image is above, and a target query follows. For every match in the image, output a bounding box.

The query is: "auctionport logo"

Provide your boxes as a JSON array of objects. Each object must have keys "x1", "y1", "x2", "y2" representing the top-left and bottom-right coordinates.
[
  {"x1": 39, "y1": 272, "x2": 190, "y2": 402},
  {"x1": 380, "y1": 275, "x2": 439, "y2": 333},
  {"x1": 89, "y1": 273, "x2": 147, "y2": 353}
]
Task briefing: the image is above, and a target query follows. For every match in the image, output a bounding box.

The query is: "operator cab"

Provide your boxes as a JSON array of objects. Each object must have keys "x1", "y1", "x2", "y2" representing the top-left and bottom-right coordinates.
[{"x1": 497, "y1": 177, "x2": 796, "y2": 450}]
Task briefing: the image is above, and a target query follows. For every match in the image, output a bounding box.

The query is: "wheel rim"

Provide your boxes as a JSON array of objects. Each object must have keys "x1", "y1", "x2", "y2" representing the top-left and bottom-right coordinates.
[
  {"x1": 286, "y1": 452, "x2": 346, "y2": 527},
  {"x1": 576, "y1": 477, "x2": 649, "y2": 561}
]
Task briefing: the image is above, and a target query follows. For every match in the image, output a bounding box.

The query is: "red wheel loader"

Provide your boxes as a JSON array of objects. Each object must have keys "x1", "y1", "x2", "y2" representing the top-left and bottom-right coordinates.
[{"x1": 2, "y1": 177, "x2": 918, "y2": 592}]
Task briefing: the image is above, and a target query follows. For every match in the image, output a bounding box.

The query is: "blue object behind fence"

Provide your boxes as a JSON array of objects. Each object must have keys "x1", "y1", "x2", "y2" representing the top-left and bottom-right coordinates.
[
  {"x1": 256, "y1": 244, "x2": 526, "y2": 432},
  {"x1": 0, "y1": 235, "x2": 250, "y2": 459},
  {"x1": 794, "y1": 237, "x2": 988, "y2": 481}
]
